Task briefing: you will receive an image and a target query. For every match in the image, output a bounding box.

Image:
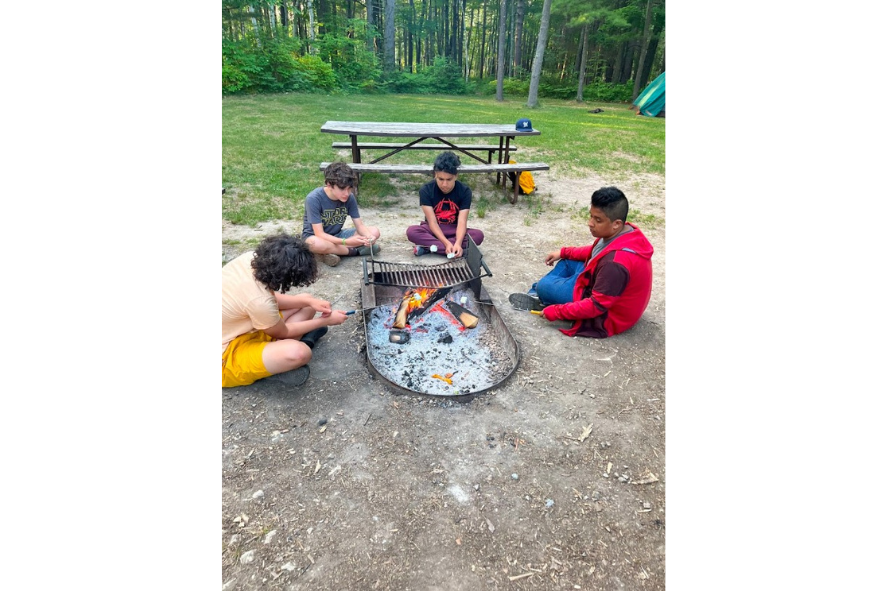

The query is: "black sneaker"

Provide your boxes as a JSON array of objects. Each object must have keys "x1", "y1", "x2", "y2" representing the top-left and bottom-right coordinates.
[
  {"x1": 300, "y1": 326, "x2": 329, "y2": 350},
  {"x1": 508, "y1": 293, "x2": 544, "y2": 312}
]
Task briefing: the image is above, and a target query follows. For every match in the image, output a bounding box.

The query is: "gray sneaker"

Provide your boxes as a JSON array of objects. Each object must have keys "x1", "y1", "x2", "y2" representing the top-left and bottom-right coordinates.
[
  {"x1": 508, "y1": 292, "x2": 544, "y2": 312},
  {"x1": 357, "y1": 244, "x2": 381, "y2": 256},
  {"x1": 317, "y1": 253, "x2": 341, "y2": 267},
  {"x1": 271, "y1": 365, "x2": 310, "y2": 387}
]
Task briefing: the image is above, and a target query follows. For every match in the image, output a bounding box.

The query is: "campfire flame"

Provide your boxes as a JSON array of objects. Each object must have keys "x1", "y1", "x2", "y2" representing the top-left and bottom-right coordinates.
[{"x1": 405, "y1": 288, "x2": 436, "y2": 314}]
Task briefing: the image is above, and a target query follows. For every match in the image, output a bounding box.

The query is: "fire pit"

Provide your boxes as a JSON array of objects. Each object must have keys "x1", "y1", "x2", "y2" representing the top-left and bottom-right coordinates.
[{"x1": 358, "y1": 237, "x2": 521, "y2": 401}]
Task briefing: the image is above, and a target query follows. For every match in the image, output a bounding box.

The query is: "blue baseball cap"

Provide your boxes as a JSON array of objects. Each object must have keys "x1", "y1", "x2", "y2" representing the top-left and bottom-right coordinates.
[{"x1": 516, "y1": 118, "x2": 533, "y2": 132}]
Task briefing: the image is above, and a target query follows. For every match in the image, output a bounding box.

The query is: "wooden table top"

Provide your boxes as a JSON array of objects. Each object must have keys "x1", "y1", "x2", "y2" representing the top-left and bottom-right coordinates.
[{"x1": 320, "y1": 121, "x2": 541, "y2": 137}]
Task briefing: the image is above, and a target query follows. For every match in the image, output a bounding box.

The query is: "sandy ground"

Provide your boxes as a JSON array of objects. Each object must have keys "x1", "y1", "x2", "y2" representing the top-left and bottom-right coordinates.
[{"x1": 221, "y1": 168, "x2": 665, "y2": 590}]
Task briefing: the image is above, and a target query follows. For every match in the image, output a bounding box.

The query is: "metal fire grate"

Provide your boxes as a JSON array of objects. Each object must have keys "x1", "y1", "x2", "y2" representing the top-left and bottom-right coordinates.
[{"x1": 361, "y1": 234, "x2": 492, "y2": 290}]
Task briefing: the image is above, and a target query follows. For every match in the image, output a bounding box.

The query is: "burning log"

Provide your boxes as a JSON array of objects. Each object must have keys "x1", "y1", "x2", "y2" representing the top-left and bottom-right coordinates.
[
  {"x1": 445, "y1": 300, "x2": 479, "y2": 329},
  {"x1": 392, "y1": 287, "x2": 453, "y2": 329}
]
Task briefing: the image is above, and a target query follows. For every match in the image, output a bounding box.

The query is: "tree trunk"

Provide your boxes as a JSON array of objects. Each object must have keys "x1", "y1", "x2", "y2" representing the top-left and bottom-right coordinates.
[
  {"x1": 306, "y1": 0, "x2": 316, "y2": 44},
  {"x1": 495, "y1": 0, "x2": 507, "y2": 101},
  {"x1": 512, "y1": 0, "x2": 525, "y2": 76},
  {"x1": 640, "y1": 36, "x2": 659, "y2": 88},
  {"x1": 622, "y1": 41, "x2": 636, "y2": 83},
  {"x1": 478, "y1": 1, "x2": 487, "y2": 79},
  {"x1": 632, "y1": 0, "x2": 654, "y2": 100},
  {"x1": 576, "y1": 23, "x2": 588, "y2": 101},
  {"x1": 460, "y1": 0, "x2": 467, "y2": 68},
  {"x1": 366, "y1": 0, "x2": 375, "y2": 51},
  {"x1": 526, "y1": 0, "x2": 552, "y2": 108},
  {"x1": 417, "y1": 0, "x2": 425, "y2": 66},
  {"x1": 407, "y1": 0, "x2": 415, "y2": 72},
  {"x1": 384, "y1": 0, "x2": 395, "y2": 72},
  {"x1": 248, "y1": 5, "x2": 262, "y2": 47},
  {"x1": 465, "y1": 8, "x2": 474, "y2": 80}
]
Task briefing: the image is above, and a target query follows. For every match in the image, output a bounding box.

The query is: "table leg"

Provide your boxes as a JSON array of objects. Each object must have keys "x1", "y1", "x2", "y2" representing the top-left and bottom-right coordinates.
[
  {"x1": 511, "y1": 171, "x2": 520, "y2": 204},
  {"x1": 350, "y1": 135, "x2": 361, "y2": 164},
  {"x1": 496, "y1": 137, "x2": 504, "y2": 184}
]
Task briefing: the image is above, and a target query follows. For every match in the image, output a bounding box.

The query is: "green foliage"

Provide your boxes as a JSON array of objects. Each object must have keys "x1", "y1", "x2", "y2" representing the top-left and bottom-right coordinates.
[
  {"x1": 314, "y1": 27, "x2": 382, "y2": 90},
  {"x1": 481, "y1": 77, "x2": 529, "y2": 96},
  {"x1": 581, "y1": 81, "x2": 634, "y2": 103},
  {"x1": 222, "y1": 37, "x2": 313, "y2": 94},
  {"x1": 294, "y1": 55, "x2": 336, "y2": 91},
  {"x1": 222, "y1": 59, "x2": 249, "y2": 94},
  {"x1": 481, "y1": 76, "x2": 631, "y2": 103},
  {"x1": 382, "y1": 58, "x2": 470, "y2": 95}
]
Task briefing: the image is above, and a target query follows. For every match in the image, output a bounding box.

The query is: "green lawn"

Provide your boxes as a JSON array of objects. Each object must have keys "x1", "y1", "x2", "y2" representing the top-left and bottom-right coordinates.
[{"x1": 222, "y1": 93, "x2": 665, "y2": 227}]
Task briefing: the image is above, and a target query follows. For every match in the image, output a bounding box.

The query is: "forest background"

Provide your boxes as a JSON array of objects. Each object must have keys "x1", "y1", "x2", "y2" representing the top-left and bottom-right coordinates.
[{"x1": 222, "y1": 0, "x2": 664, "y2": 104}]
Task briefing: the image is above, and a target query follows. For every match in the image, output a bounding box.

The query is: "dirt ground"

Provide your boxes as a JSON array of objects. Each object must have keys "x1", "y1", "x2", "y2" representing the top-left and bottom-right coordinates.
[{"x1": 221, "y1": 169, "x2": 665, "y2": 590}]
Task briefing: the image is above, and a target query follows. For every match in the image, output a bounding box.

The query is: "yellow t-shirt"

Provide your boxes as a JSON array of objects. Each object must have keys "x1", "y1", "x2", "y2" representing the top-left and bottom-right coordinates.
[{"x1": 222, "y1": 252, "x2": 280, "y2": 356}]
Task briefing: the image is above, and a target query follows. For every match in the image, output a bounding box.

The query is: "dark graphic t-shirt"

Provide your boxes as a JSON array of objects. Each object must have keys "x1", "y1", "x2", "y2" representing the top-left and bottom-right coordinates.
[
  {"x1": 301, "y1": 186, "x2": 361, "y2": 237},
  {"x1": 419, "y1": 180, "x2": 472, "y2": 226}
]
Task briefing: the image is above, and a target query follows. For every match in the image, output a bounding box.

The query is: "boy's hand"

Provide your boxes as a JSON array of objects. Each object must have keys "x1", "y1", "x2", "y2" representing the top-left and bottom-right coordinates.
[
  {"x1": 449, "y1": 243, "x2": 463, "y2": 258},
  {"x1": 309, "y1": 297, "x2": 332, "y2": 315},
  {"x1": 544, "y1": 250, "x2": 561, "y2": 266},
  {"x1": 324, "y1": 310, "x2": 349, "y2": 326}
]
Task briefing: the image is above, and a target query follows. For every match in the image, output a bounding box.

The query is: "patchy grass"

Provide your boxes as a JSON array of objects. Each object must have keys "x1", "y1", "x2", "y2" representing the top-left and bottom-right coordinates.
[{"x1": 223, "y1": 93, "x2": 664, "y2": 227}]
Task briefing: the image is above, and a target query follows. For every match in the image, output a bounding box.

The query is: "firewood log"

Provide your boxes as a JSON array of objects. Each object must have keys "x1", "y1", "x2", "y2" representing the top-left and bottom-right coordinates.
[
  {"x1": 392, "y1": 290, "x2": 415, "y2": 329},
  {"x1": 445, "y1": 301, "x2": 479, "y2": 328}
]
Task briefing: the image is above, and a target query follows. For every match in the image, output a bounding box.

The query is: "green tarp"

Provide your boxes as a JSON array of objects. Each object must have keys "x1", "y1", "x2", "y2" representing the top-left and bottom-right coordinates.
[{"x1": 633, "y1": 71, "x2": 665, "y2": 118}]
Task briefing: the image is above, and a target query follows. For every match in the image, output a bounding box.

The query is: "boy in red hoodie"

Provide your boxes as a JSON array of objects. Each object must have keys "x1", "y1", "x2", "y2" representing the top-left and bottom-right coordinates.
[{"x1": 509, "y1": 186, "x2": 653, "y2": 338}]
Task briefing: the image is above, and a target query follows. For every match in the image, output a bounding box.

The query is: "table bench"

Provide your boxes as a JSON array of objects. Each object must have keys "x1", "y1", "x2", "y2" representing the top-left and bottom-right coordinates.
[
  {"x1": 320, "y1": 161, "x2": 549, "y2": 203},
  {"x1": 331, "y1": 142, "x2": 515, "y2": 164}
]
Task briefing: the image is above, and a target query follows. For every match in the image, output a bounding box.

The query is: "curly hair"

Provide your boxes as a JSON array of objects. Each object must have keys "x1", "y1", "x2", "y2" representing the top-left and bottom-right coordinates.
[
  {"x1": 324, "y1": 162, "x2": 359, "y2": 189},
  {"x1": 251, "y1": 234, "x2": 318, "y2": 293},
  {"x1": 433, "y1": 151, "x2": 461, "y2": 175}
]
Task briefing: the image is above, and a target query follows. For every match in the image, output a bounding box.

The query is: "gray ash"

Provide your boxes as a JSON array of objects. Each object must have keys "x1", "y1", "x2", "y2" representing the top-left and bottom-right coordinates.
[{"x1": 365, "y1": 287, "x2": 514, "y2": 396}]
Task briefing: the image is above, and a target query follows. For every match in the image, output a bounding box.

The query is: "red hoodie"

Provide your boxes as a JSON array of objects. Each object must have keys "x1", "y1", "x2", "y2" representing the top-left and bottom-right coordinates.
[{"x1": 542, "y1": 223, "x2": 654, "y2": 338}]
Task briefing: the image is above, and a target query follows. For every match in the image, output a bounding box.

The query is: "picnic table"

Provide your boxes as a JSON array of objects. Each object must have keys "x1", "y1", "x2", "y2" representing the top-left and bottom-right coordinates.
[{"x1": 319, "y1": 121, "x2": 549, "y2": 203}]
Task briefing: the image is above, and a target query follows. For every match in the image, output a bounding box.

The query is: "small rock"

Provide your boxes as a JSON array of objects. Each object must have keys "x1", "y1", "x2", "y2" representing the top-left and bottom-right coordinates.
[
  {"x1": 474, "y1": 484, "x2": 480, "y2": 491},
  {"x1": 318, "y1": 418, "x2": 328, "y2": 426},
  {"x1": 643, "y1": 502, "x2": 651, "y2": 510},
  {"x1": 280, "y1": 562, "x2": 296, "y2": 572},
  {"x1": 263, "y1": 529, "x2": 277, "y2": 544},
  {"x1": 545, "y1": 499, "x2": 555, "y2": 508},
  {"x1": 240, "y1": 549, "x2": 256, "y2": 564},
  {"x1": 511, "y1": 473, "x2": 519, "y2": 480},
  {"x1": 252, "y1": 490, "x2": 264, "y2": 499},
  {"x1": 603, "y1": 472, "x2": 609, "y2": 478}
]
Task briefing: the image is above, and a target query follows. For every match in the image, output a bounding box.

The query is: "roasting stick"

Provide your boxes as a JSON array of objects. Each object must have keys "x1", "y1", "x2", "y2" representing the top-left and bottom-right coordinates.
[{"x1": 344, "y1": 302, "x2": 399, "y2": 315}]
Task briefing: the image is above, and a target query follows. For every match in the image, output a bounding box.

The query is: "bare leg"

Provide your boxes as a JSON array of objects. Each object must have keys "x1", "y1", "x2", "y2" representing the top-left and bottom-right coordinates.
[
  {"x1": 280, "y1": 306, "x2": 320, "y2": 339},
  {"x1": 305, "y1": 235, "x2": 351, "y2": 256},
  {"x1": 261, "y1": 339, "x2": 312, "y2": 375},
  {"x1": 362, "y1": 226, "x2": 381, "y2": 242}
]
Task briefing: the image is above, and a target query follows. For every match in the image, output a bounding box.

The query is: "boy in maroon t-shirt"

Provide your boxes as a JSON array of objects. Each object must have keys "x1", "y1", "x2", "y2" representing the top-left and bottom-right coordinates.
[{"x1": 405, "y1": 152, "x2": 484, "y2": 258}]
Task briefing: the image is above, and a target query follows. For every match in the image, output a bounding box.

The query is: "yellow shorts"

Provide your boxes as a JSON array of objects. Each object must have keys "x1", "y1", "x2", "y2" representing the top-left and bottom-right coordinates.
[{"x1": 222, "y1": 331, "x2": 275, "y2": 388}]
